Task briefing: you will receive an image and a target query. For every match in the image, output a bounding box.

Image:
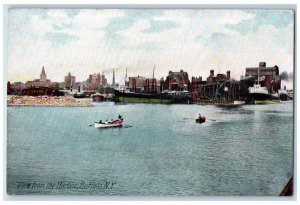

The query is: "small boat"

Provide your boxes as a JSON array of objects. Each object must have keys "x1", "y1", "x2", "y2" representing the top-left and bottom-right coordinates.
[
  {"x1": 91, "y1": 93, "x2": 104, "y2": 102},
  {"x1": 94, "y1": 119, "x2": 123, "y2": 128},
  {"x1": 94, "y1": 115, "x2": 123, "y2": 128},
  {"x1": 196, "y1": 116, "x2": 206, "y2": 123}
]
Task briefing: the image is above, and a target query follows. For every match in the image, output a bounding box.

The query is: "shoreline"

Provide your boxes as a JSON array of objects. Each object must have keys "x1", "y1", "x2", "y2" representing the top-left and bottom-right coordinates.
[{"x1": 7, "y1": 95, "x2": 93, "y2": 107}]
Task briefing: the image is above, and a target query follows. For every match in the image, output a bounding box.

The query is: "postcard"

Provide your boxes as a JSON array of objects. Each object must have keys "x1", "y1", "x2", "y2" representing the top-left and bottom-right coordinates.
[{"x1": 6, "y1": 8, "x2": 294, "y2": 196}]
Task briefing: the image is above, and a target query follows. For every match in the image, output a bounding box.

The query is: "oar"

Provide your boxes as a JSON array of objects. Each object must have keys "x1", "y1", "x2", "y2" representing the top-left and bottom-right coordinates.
[
  {"x1": 183, "y1": 118, "x2": 216, "y2": 122},
  {"x1": 123, "y1": 124, "x2": 132, "y2": 128},
  {"x1": 89, "y1": 122, "x2": 98, "y2": 127}
]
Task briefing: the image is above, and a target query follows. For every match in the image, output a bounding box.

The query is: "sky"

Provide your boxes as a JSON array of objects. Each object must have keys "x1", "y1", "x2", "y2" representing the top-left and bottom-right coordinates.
[{"x1": 7, "y1": 9, "x2": 294, "y2": 87}]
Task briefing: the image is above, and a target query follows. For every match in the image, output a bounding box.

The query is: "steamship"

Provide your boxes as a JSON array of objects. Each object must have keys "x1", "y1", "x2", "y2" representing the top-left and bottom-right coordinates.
[
  {"x1": 248, "y1": 84, "x2": 279, "y2": 101},
  {"x1": 248, "y1": 66, "x2": 279, "y2": 102},
  {"x1": 114, "y1": 89, "x2": 192, "y2": 104}
]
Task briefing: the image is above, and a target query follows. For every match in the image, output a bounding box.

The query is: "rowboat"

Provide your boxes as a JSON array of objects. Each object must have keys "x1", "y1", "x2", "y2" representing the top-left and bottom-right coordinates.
[
  {"x1": 196, "y1": 116, "x2": 206, "y2": 123},
  {"x1": 94, "y1": 119, "x2": 123, "y2": 128}
]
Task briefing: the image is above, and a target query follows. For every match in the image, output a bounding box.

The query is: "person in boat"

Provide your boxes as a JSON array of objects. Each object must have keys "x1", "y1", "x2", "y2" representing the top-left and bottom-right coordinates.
[
  {"x1": 105, "y1": 119, "x2": 108, "y2": 124},
  {"x1": 99, "y1": 120, "x2": 103, "y2": 124},
  {"x1": 198, "y1": 113, "x2": 202, "y2": 119}
]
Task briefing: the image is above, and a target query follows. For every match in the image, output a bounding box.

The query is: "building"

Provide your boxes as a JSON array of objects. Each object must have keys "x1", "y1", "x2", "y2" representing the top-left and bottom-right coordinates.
[
  {"x1": 64, "y1": 72, "x2": 76, "y2": 90},
  {"x1": 40, "y1": 66, "x2": 47, "y2": 82},
  {"x1": 144, "y1": 78, "x2": 161, "y2": 93},
  {"x1": 129, "y1": 76, "x2": 146, "y2": 92},
  {"x1": 192, "y1": 70, "x2": 239, "y2": 102},
  {"x1": 245, "y1": 62, "x2": 280, "y2": 92},
  {"x1": 25, "y1": 66, "x2": 52, "y2": 88},
  {"x1": 206, "y1": 70, "x2": 230, "y2": 84},
  {"x1": 8, "y1": 81, "x2": 25, "y2": 94},
  {"x1": 190, "y1": 76, "x2": 206, "y2": 102},
  {"x1": 88, "y1": 72, "x2": 108, "y2": 90},
  {"x1": 165, "y1": 70, "x2": 190, "y2": 91},
  {"x1": 22, "y1": 86, "x2": 53, "y2": 96}
]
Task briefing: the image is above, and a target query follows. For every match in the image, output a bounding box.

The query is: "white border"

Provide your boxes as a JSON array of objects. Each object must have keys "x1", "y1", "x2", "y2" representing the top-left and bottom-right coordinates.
[{"x1": 1, "y1": 0, "x2": 299, "y2": 204}]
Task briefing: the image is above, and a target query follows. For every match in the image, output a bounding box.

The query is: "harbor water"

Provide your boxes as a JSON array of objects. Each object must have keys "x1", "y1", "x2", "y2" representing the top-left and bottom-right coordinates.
[{"x1": 7, "y1": 101, "x2": 293, "y2": 195}]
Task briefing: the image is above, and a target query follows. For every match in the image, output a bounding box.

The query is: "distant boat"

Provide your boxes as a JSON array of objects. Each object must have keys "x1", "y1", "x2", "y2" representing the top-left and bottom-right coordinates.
[
  {"x1": 91, "y1": 93, "x2": 104, "y2": 102},
  {"x1": 248, "y1": 84, "x2": 272, "y2": 100},
  {"x1": 279, "y1": 90, "x2": 290, "y2": 101},
  {"x1": 196, "y1": 116, "x2": 206, "y2": 123}
]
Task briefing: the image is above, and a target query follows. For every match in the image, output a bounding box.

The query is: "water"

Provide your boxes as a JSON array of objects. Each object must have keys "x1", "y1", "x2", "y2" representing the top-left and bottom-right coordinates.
[{"x1": 7, "y1": 101, "x2": 294, "y2": 196}]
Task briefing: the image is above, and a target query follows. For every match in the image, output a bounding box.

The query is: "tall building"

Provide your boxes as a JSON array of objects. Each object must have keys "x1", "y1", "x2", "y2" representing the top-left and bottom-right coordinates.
[
  {"x1": 88, "y1": 72, "x2": 108, "y2": 89},
  {"x1": 64, "y1": 72, "x2": 76, "y2": 89},
  {"x1": 40, "y1": 66, "x2": 47, "y2": 82},
  {"x1": 129, "y1": 76, "x2": 146, "y2": 92},
  {"x1": 25, "y1": 66, "x2": 52, "y2": 88}
]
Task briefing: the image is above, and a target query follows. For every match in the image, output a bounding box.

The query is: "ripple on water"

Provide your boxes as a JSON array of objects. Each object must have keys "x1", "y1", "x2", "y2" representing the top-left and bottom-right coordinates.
[{"x1": 7, "y1": 102, "x2": 294, "y2": 195}]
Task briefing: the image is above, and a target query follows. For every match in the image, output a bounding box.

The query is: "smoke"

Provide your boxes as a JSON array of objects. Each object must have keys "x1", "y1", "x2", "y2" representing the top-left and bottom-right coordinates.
[
  {"x1": 289, "y1": 72, "x2": 293, "y2": 81},
  {"x1": 279, "y1": 71, "x2": 294, "y2": 84},
  {"x1": 280, "y1": 71, "x2": 289, "y2": 81}
]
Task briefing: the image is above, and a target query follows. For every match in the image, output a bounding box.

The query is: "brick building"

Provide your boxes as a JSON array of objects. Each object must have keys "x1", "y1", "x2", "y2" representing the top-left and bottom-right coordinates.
[
  {"x1": 165, "y1": 70, "x2": 190, "y2": 91},
  {"x1": 245, "y1": 62, "x2": 280, "y2": 92}
]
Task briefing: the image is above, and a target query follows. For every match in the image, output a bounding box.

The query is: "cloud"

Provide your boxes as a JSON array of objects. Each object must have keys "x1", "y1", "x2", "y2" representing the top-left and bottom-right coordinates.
[
  {"x1": 225, "y1": 10, "x2": 294, "y2": 35},
  {"x1": 44, "y1": 32, "x2": 79, "y2": 46},
  {"x1": 7, "y1": 9, "x2": 294, "y2": 89}
]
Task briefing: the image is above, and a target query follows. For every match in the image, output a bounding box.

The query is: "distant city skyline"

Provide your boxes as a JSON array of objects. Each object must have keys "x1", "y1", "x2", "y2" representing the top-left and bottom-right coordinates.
[{"x1": 8, "y1": 9, "x2": 294, "y2": 87}]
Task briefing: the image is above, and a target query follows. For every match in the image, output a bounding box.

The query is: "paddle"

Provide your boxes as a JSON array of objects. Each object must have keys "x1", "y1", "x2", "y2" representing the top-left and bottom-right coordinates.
[
  {"x1": 123, "y1": 124, "x2": 133, "y2": 128},
  {"x1": 183, "y1": 118, "x2": 216, "y2": 122},
  {"x1": 89, "y1": 122, "x2": 99, "y2": 126}
]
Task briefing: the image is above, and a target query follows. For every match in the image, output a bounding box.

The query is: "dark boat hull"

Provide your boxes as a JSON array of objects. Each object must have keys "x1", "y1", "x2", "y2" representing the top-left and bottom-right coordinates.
[
  {"x1": 196, "y1": 117, "x2": 206, "y2": 123},
  {"x1": 114, "y1": 90, "x2": 192, "y2": 104},
  {"x1": 279, "y1": 93, "x2": 290, "y2": 101},
  {"x1": 248, "y1": 93, "x2": 279, "y2": 101}
]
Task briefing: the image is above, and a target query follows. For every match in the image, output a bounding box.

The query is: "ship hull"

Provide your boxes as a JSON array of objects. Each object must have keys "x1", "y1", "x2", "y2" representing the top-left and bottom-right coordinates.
[
  {"x1": 279, "y1": 93, "x2": 290, "y2": 101},
  {"x1": 114, "y1": 90, "x2": 192, "y2": 104},
  {"x1": 248, "y1": 93, "x2": 280, "y2": 102}
]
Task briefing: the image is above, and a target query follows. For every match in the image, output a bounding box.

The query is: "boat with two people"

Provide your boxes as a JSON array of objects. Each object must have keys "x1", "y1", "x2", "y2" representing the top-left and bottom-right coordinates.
[{"x1": 94, "y1": 115, "x2": 123, "y2": 128}]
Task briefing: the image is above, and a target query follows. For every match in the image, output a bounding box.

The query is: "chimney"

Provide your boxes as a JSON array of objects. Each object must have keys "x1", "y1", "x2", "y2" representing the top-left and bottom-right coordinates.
[
  {"x1": 210, "y1": 70, "x2": 214, "y2": 77},
  {"x1": 226, "y1": 71, "x2": 230, "y2": 80},
  {"x1": 259, "y1": 62, "x2": 266, "y2": 67}
]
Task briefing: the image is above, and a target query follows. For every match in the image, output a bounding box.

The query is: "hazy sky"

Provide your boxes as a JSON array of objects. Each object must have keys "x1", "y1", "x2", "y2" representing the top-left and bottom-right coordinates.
[{"x1": 8, "y1": 9, "x2": 294, "y2": 86}]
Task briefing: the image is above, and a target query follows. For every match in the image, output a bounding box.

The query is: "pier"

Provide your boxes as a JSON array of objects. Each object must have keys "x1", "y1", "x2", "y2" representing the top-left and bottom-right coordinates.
[{"x1": 193, "y1": 80, "x2": 240, "y2": 104}]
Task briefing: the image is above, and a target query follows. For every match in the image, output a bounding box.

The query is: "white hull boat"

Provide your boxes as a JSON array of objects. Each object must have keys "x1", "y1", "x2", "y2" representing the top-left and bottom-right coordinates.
[{"x1": 94, "y1": 119, "x2": 123, "y2": 128}]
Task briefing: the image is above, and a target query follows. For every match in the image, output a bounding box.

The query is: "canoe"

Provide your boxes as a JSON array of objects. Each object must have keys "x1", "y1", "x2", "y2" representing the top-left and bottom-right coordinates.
[{"x1": 94, "y1": 119, "x2": 123, "y2": 128}]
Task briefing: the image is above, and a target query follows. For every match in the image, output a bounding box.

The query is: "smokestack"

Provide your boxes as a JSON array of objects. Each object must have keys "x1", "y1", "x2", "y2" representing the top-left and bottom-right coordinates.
[
  {"x1": 226, "y1": 71, "x2": 230, "y2": 80},
  {"x1": 210, "y1": 70, "x2": 214, "y2": 77},
  {"x1": 259, "y1": 62, "x2": 266, "y2": 67}
]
